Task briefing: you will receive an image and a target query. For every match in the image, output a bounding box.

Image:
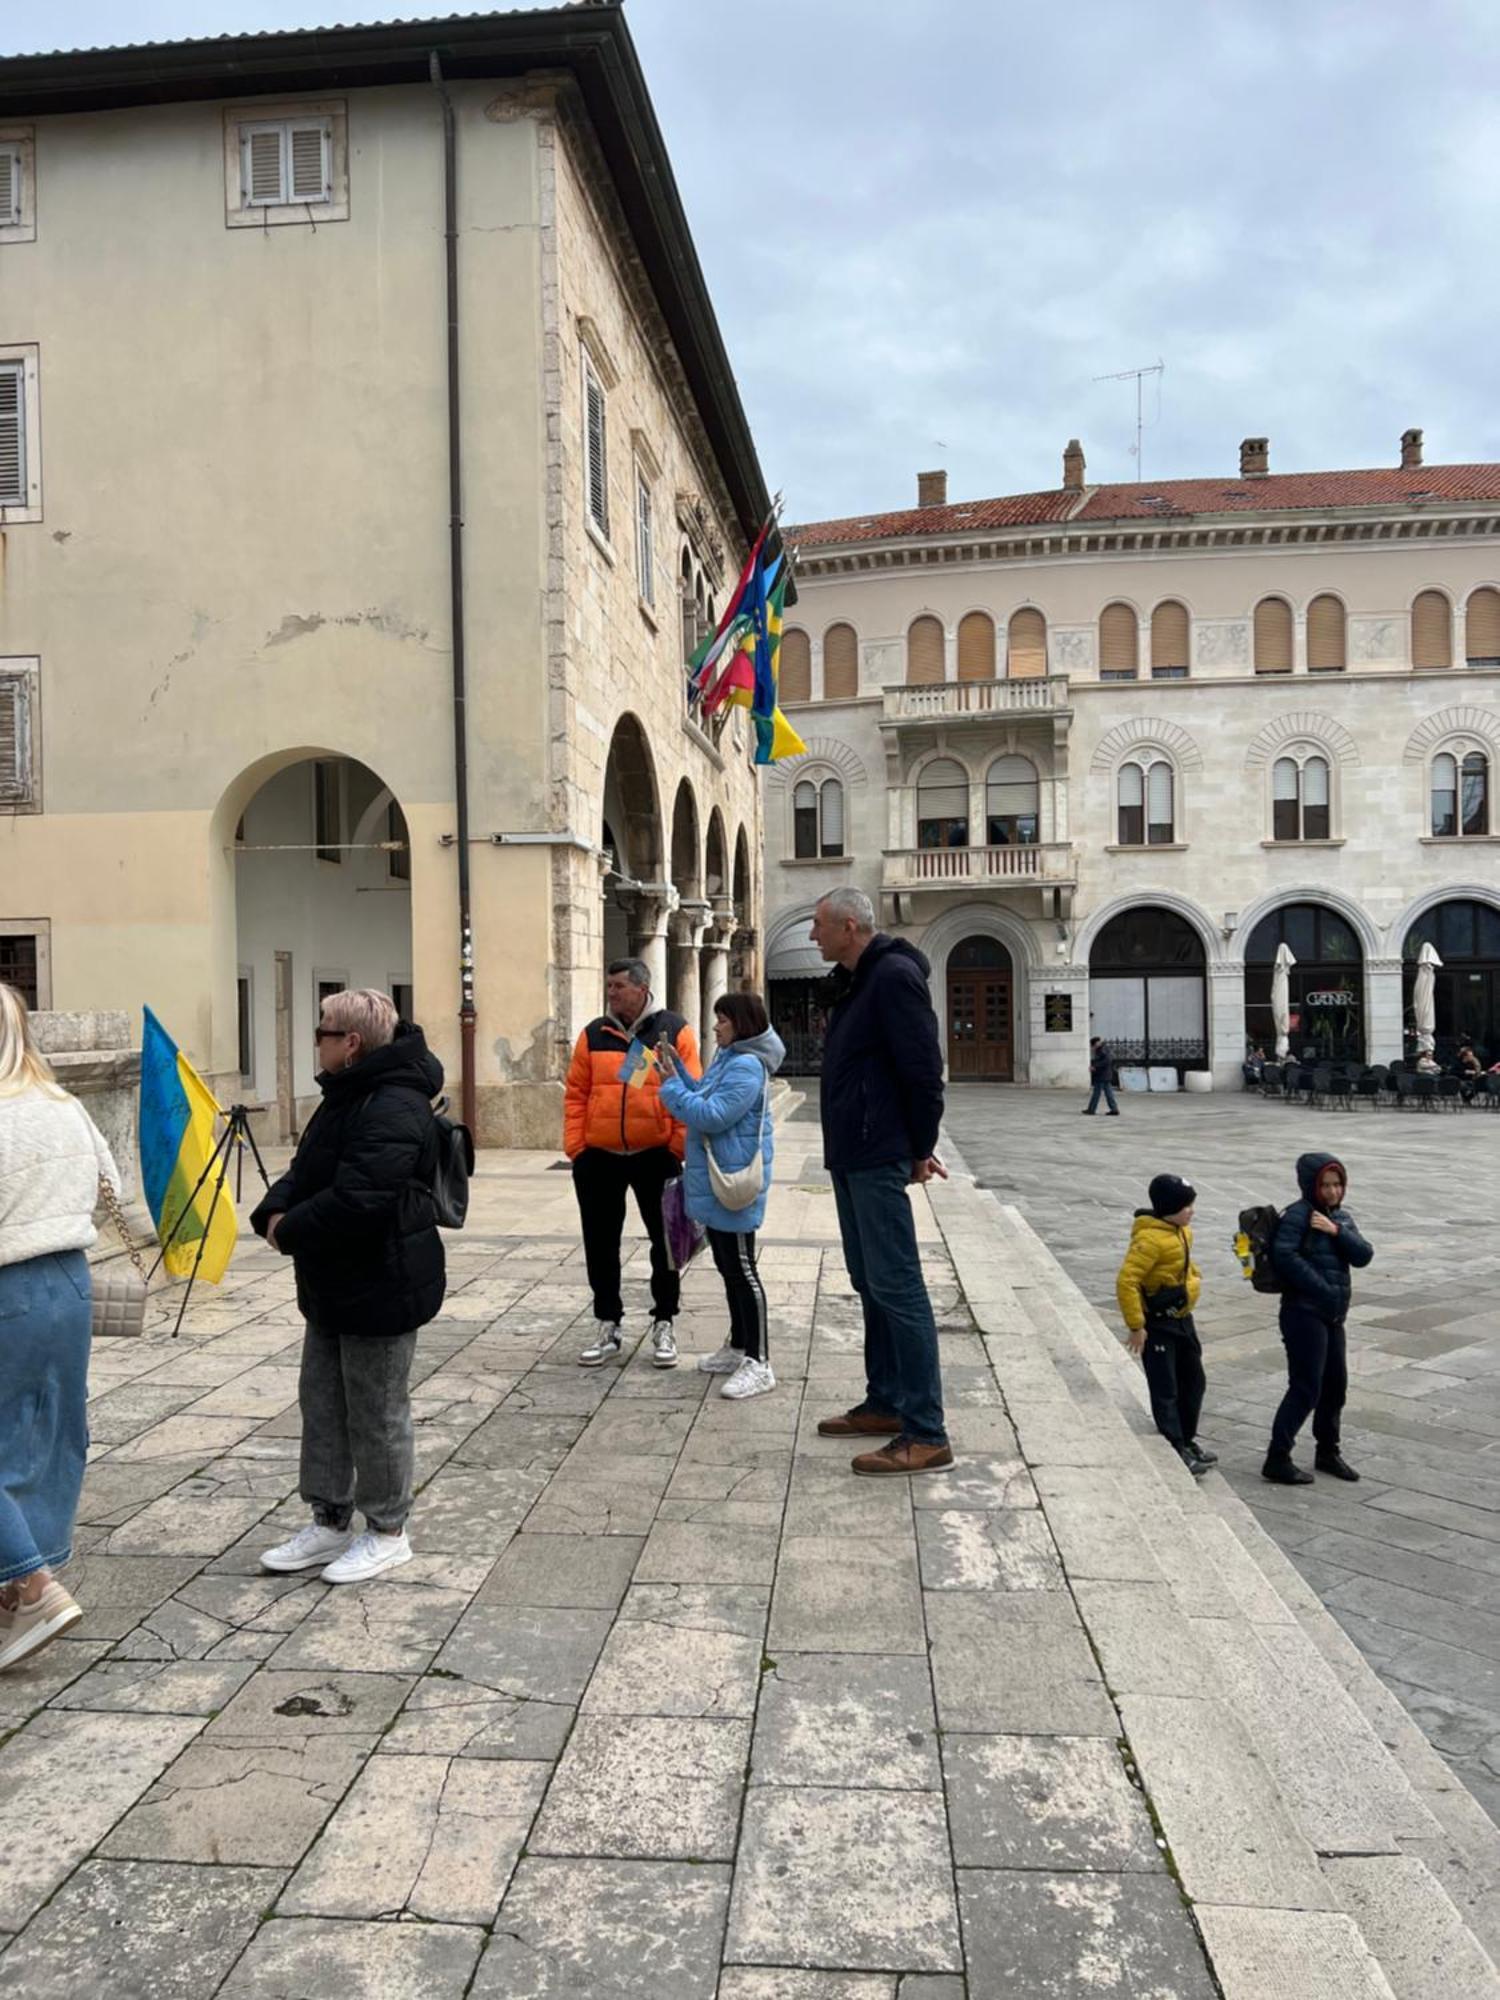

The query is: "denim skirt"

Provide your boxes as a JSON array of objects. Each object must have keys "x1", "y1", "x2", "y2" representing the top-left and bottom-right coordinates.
[{"x1": 0, "y1": 1249, "x2": 92, "y2": 1582}]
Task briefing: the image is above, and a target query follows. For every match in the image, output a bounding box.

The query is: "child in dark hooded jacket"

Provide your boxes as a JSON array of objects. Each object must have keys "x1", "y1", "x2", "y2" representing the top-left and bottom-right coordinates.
[{"x1": 1263, "y1": 1150, "x2": 1373, "y2": 1486}]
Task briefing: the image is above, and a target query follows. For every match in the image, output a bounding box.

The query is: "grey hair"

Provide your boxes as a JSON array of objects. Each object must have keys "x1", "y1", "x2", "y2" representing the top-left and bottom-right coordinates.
[
  {"x1": 816, "y1": 887, "x2": 876, "y2": 932},
  {"x1": 321, "y1": 987, "x2": 398, "y2": 1049},
  {"x1": 606, "y1": 957, "x2": 651, "y2": 988}
]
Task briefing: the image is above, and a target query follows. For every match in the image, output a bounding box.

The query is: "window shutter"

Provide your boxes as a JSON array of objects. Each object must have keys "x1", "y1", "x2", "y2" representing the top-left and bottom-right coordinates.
[
  {"x1": 1118, "y1": 764, "x2": 1144, "y2": 808},
  {"x1": 1272, "y1": 758, "x2": 1299, "y2": 803},
  {"x1": 820, "y1": 779, "x2": 845, "y2": 853},
  {"x1": 584, "y1": 365, "x2": 609, "y2": 536},
  {"x1": 1007, "y1": 607, "x2": 1046, "y2": 679},
  {"x1": 779, "y1": 628, "x2": 811, "y2": 704},
  {"x1": 1432, "y1": 752, "x2": 1458, "y2": 836},
  {"x1": 635, "y1": 474, "x2": 654, "y2": 605},
  {"x1": 906, "y1": 616, "x2": 945, "y2": 686},
  {"x1": 956, "y1": 611, "x2": 995, "y2": 682},
  {"x1": 1117, "y1": 761, "x2": 1143, "y2": 843},
  {"x1": 1099, "y1": 602, "x2": 1139, "y2": 675},
  {"x1": 1306, "y1": 594, "x2": 1346, "y2": 671},
  {"x1": 1467, "y1": 587, "x2": 1500, "y2": 664},
  {"x1": 1302, "y1": 757, "x2": 1329, "y2": 809},
  {"x1": 792, "y1": 781, "x2": 817, "y2": 859},
  {"x1": 0, "y1": 674, "x2": 29, "y2": 804},
  {"x1": 244, "y1": 127, "x2": 285, "y2": 205},
  {"x1": 1151, "y1": 600, "x2": 1189, "y2": 672},
  {"x1": 1411, "y1": 590, "x2": 1451, "y2": 669},
  {"x1": 1147, "y1": 759, "x2": 1174, "y2": 837},
  {"x1": 290, "y1": 122, "x2": 330, "y2": 202},
  {"x1": 0, "y1": 362, "x2": 22, "y2": 507},
  {"x1": 1272, "y1": 756, "x2": 1299, "y2": 840},
  {"x1": 0, "y1": 147, "x2": 18, "y2": 228},
  {"x1": 1254, "y1": 597, "x2": 1293, "y2": 673},
  {"x1": 823, "y1": 623, "x2": 858, "y2": 699},
  {"x1": 918, "y1": 758, "x2": 969, "y2": 821}
]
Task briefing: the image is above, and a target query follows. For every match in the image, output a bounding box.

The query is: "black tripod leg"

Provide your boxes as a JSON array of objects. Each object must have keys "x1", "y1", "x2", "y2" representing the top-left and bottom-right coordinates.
[
  {"x1": 172, "y1": 1147, "x2": 232, "y2": 1339},
  {"x1": 148, "y1": 1121, "x2": 236, "y2": 1282}
]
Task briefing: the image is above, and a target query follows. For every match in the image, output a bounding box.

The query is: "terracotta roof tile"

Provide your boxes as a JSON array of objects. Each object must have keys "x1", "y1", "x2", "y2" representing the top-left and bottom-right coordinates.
[{"x1": 788, "y1": 489, "x2": 1078, "y2": 548}]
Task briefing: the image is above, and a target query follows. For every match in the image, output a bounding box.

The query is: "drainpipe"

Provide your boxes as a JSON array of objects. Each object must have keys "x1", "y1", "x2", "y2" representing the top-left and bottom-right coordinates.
[{"x1": 430, "y1": 51, "x2": 477, "y2": 1136}]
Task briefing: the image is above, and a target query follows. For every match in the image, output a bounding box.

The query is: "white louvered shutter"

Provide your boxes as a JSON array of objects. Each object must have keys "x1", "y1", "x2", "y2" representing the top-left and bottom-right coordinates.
[
  {"x1": 0, "y1": 363, "x2": 23, "y2": 507},
  {"x1": 0, "y1": 148, "x2": 19, "y2": 229},
  {"x1": 290, "y1": 122, "x2": 330, "y2": 203},
  {"x1": 820, "y1": 780, "x2": 845, "y2": 855},
  {"x1": 1303, "y1": 756, "x2": 1330, "y2": 838},
  {"x1": 1147, "y1": 759, "x2": 1174, "y2": 840},
  {"x1": 585, "y1": 364, "x2": 609, "y2": 536},
  {"x1": 244, "y1": 127, "x2": 285, "y2": 205},
  {"x1": 0, "y1": 675, "x2": 29, "y2": 803}
]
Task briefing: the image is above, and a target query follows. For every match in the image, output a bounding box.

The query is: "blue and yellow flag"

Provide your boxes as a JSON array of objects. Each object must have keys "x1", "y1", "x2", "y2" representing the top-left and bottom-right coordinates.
[{"x1": 139, "y1": 1008, "x2": 238, "y2": 1283}]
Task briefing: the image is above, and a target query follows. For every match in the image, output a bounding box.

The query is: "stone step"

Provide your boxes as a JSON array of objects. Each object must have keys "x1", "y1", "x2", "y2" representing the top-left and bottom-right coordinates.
[{"x1": 929, "y1": 1171, "x2": 1500, "y2": 1998}]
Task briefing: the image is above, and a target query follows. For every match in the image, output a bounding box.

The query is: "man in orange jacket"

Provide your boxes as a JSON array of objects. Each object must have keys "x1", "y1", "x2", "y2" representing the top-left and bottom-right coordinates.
[{"x1": 565, "y1": 957, "x2": 701, "y2": 1368}]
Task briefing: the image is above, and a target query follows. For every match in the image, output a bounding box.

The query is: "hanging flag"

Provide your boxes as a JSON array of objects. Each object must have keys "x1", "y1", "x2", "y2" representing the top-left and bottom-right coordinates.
[{"x1": 139, "y1": 1008, "x2": 238, "y2": 1283}]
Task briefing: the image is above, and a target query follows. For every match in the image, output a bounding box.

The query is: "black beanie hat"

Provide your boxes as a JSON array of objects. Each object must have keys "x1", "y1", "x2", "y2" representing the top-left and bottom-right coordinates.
[{"x1": 1149, "y1": 1174, "x2": 1196, "y2": 1218}]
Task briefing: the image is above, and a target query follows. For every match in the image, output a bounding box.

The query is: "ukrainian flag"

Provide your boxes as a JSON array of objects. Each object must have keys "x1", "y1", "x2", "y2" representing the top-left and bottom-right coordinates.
[{"x1": 139, "y1": 1007, "x2": 238, "y2": 1283}]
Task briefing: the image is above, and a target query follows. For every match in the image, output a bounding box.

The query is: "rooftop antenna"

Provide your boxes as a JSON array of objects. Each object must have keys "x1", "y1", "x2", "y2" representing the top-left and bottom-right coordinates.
[{"x1": 1093, "y1": 360, "x2": 1164, "y2": 481}]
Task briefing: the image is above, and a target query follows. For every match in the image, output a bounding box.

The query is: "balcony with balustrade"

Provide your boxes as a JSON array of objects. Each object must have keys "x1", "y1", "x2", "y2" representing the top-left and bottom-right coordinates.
[{"x1": 881, "y1": 674, "x2": 1072, "y2": 729}]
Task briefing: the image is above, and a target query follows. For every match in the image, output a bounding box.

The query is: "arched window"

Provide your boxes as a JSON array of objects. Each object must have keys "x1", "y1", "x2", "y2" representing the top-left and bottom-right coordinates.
[
  {"x1": 1306, "y1": 594, "x2": 1346, "y2": 672},
  {"x1": 1254, "y1": 596, "x2": 1293, "y2": 674},
  {"x1": 1272, "y1": 752, "x2": 1331, "y2": 841},
  {"x1": 1007, "y1": 607, "x2": 1047, "y2": 680},
  {"x1": 985, "y1": 755, "x2": 1039, "y2": 845},
  {"x1": 1118, "y1": 757, "x2": 1174, "y2": 845},
  {"x1": 793, "y1": 775, "x2": 845, "y2": 859},
  {"x1": 917, "y1": 757, "x2": 969, "y2": 849},
  {"x1": 1432, "y1": 749, "x2": 1491, "y2": 837},
  {"x1": 1468, "y1": 587, "x2": 1500, "y2": 669},
  {"x1": 1151, "y1": 600, "x2": 1190, "y2": 679},
  {"x1": 823, "y1": 622, "x2": 859, "y2": 700},
  {"x1": 780, "y1": 627, "x2": 811, "y2": 704},
  {"x1": 679, "y1": 549, "x2": 695, "y2": 667},
  {"x1": 1099, "y1": 602, "x2": 1139, "y2": 680},
  {"x1": 1411, "y1": 590, "x2": 1452, "y2": 670},
  {"x1": 906, "y1": 615, "x2": 945, "y2": 687},
  {"x1": 957, "y1": 611, "x2": 996, "y2": 682}
]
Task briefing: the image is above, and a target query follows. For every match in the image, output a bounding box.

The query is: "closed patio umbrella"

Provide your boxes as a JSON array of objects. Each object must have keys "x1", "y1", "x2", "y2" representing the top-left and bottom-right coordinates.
[
  {"x1": 1414, "y1": 940, "x2": 1442, "y2": 1054},
  {"x1": 1271, "y1": 942, "x2": 1296, "y2": 1060}
]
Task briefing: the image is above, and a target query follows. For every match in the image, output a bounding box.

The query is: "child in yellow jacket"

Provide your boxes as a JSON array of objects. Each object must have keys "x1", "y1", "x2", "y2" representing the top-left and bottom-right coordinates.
[{"x1": 1115, "y1": 1174, "x2": 1216, "y2": 1478}]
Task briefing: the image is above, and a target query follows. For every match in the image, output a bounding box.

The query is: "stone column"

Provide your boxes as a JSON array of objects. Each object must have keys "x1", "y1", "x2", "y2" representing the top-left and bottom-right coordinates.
[
  {"x1": 1207, "y1": 961, "x2": 1247, "y2": 1090},
  {"x1": 670, "y1": 898, "x2": 712, "y2": 1026},
  {"x1": 1365, "y1": 957, "x2": 1404, "y2": 1065},
  {"x1": 700, "y1": 901, "x2": 737, "y2": 1042},
  {"x1": 619, "y1": 886, "x2": 675, "y2": 1003}
]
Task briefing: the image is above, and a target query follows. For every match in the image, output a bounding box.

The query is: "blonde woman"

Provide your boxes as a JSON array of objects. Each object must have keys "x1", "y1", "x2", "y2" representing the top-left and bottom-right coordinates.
[{"x1": 0, "y1": 983, "x2": 120, "y2": 1670}]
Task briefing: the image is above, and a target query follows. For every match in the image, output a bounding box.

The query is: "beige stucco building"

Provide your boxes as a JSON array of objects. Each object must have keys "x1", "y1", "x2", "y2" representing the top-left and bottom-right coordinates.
[
  {"x1": 767, "y1": 440, "x2": 1500, "y2": 1090},
  {"x1": 0, "y1": 8, "x2": 768, "y2": 1144}
]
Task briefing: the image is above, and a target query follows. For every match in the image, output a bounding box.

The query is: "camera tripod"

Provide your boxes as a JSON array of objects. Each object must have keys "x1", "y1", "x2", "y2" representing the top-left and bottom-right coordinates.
[{"x1": 149, "y1": 1103, "x2": 271, "y2": 1338}]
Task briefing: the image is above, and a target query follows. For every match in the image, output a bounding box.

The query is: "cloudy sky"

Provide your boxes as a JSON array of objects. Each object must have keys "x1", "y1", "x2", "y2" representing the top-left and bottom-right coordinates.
[{"x1": 6, "y1": 1, "x2": 1499, "y2": 522}]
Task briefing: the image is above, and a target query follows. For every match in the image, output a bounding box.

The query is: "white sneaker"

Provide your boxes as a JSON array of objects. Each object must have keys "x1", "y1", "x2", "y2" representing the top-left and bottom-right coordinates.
[
  {"x1": 697, "y1": 1343, "x2": 742, "y2": 1374},
  {"x1": 320, "y1": 1528, "x2": 413, "y2": 1585},
  {"x1": 721, "y1": 1358, "x2": 775, "y2": 1400},
  {"x1": 579, "y1": 1323, "x2": 624, "y2": 1367},
  {"x1": 651, "y1": 1321, "x2": 679, "y2": 1369},
  {"x1": 261, "y1": 1522, "x2": 354, "y2": 1573}
]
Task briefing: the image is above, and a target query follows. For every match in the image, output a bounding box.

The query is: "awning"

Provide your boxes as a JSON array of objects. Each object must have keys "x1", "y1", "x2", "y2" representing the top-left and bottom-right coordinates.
[{"x1": 766, "y1": 938, "x2": 828, "y2": 979}]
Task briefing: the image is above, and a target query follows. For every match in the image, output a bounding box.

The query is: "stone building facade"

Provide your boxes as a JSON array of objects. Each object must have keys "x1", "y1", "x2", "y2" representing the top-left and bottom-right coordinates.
[
  {"x1": 767, "y1": 440, "x2": 1500, "y2": 1089},
  {"x1": 0, "y1": 11, "x2": 767, "y2": 1145}
]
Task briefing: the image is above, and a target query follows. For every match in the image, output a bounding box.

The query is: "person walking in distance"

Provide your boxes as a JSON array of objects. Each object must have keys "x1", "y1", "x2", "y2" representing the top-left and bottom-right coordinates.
[
  {"x1": 1262, "y1": 1151, "x2": 1372, "y2": 1486},
  {"x1": 565, "y1": 958, "x2": 701, "y2": 1369},
  {"x1": 809, "y1": 889, "x2": 954, "y2": 1476},
  {"x1": 1083, "y1": 1036, "x2": 1120, "y2": 1116}
]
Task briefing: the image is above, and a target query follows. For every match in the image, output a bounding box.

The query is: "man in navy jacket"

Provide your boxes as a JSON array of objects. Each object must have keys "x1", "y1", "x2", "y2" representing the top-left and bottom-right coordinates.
[{"x1": 809, "y1": 887, "x2": 954, "y2": 1475}]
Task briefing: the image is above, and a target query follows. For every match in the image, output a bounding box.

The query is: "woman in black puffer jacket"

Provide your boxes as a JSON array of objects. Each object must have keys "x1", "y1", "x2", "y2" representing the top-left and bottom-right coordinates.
[{"x1": 251, "y1": 989, "x2": 444, "y2": 1587}]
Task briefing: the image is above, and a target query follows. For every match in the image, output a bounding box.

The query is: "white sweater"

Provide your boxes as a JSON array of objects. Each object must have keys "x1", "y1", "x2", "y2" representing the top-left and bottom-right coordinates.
[{"x1": 0, "y1": 1086, "x2": 122, "y2": 1268}]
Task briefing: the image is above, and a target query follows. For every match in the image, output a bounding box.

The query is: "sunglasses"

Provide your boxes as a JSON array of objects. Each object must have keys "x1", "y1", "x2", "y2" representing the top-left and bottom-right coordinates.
[{"x1": 313, "y1": 1026, "x2": 352, "y2": 1042}]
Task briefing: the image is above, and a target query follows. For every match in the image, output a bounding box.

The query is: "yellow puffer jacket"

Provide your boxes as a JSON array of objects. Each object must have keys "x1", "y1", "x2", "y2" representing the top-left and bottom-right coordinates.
[{"x1": 1115, "y1": 1212, "x2": 1201, "y2": 1332}]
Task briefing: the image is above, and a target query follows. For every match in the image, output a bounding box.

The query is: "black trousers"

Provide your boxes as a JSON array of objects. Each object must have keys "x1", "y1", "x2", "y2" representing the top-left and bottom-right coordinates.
[
  {"x1": 707, "y1": 1227, "x2": 768, "y2": 1363},
  {"x1": 1271, "y1": 1301, "x2": 1346, "y2": 1455},
  {"x1": 1140, "y1": 1314, "x2": 1205, "y2": 1448},
  {"x1": 572, "y1": 1147, "x2": 680, "y2": 1325}
]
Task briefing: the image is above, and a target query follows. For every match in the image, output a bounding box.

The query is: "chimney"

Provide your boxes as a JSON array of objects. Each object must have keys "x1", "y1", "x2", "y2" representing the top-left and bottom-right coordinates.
[
  {"x1": 1240, "y1": 436, "x2": 1269, "y2": 478},
  {"x1": 1062, "y1": 438, "x2": 1085, "y2": 491},
  {"x1": 1401, "y1": 427, "x2": 1424, "y2": 470},
  {"x1": 917, "y1": 468, "x2": 948, "y2": 508}
]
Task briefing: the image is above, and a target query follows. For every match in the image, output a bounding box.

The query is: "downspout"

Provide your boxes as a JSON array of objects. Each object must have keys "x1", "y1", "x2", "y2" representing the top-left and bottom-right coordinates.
[{"x1": 430, "y1": 52, "x2": 477, "y2": 1135}]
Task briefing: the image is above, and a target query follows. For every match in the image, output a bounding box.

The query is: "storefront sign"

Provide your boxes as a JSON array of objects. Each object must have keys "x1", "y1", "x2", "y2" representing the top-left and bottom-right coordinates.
[{"x1": 1044, "y1": 993, "x2": 1073, "y2": 1033}]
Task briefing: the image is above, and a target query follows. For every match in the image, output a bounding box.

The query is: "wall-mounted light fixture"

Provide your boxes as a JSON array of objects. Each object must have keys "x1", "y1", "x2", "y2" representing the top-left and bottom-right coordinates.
[{"x1": 1222, "y1": 910, "x2": 1239, "y2": 938}]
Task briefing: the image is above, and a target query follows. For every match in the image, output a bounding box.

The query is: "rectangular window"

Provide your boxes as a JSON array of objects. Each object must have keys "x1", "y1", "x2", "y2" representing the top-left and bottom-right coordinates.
[
  {"x1": 0, "y1": 144, "x2": 20, "y2": 228},
  {"x1": 635, "y1": 470, "x2": 655, "y2": 608},
  {"x1": 392, "y1": 982, "x2": 414, "y2": 1022},
  {"x1": 0, "y1": 659, "x2": 39, "y2": 810},
  {"x1": 1151, "y1": 665, "x2": 1189, "y2": 680},
  {"x1": 313, "y1": 760, "x2": 342, "y2": 863},
  {"x1": 0, "y1": 359, "x2": 25, "y2": 509},
  {"x1": 237, "y1": 971, "x2": 254, "y2": 1079},
  {"x1": 584, "y1": 357, "x2": 609, "y2": 539},
  {"x1": 387, "y1": 800, "x2": 411, "y2": 883},
  {"x1": 1100, "y1": 668, "x2": 1138, "y2": 682},
  {"x1": 317, "y1": 977, "x2": 346, "y2": 1010},
  {"x1": 0, "y1": 130, "x2": 34, "y2": 243},
  {"x1": 0, "y1": 931, "x2": 38, "y2": 1008},
  {"x1": 240, "y1": 118, "x2": 332, "y2": 207}
]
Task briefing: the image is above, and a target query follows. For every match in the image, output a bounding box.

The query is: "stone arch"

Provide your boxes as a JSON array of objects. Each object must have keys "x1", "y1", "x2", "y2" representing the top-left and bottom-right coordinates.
[
  {"x1": 1227, "y1": 884, "x2": 1383, "y2": 964},
  {"x1": 1393, "y1": 880, "x2": 1500, "y2": 943},
  {"x1": 1245, "y1": 712, "x2": 1361, "y2": 771},
  {"x1": 1089, "y1": 717, "x2": 1204, "y2": 775},
  {"x1": 1403, "y1": 704, "x2": 1500, "y2": 764},
  {"x1": 669, "y1": 778, "x2": 701, "y2": 898},
  {"x1": 763, "y1": 735, "x2": 869, "y2": 796},
  {"x1": 601, "y1": 712, "x2": 663, "y2": 884},
  {"x1": 919, "y1": 903, "x2": 1040, "y2": 1083},
  {"x1": 704, "y1": 806, "x2": 728, "y2": 900},
  {"x1": 1073, "y1": 889, "x2": 1221, "y2": 968},
  {"x1": 733, "y1": 823, "x2": 752, "y2": 931}
]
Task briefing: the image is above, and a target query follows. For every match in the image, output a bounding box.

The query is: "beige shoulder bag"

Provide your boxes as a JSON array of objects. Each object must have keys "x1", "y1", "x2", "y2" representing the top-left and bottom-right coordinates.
[{"x1": 92, "y1": 1176, "x2": 149, "y2": 1339}]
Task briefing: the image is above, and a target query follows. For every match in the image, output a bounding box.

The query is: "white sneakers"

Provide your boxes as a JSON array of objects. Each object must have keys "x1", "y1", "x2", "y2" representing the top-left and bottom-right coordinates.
[
  {"x1": 697, "y1": 1343, "x2": 741, "y2": 1374},
  {"x1": 260, "y1": 1521, "x2": 412, "y2": 1584},
  {"x1": 578, "y1": 1323, "x2": 624, "y2": 1367},
  {"x1": 721, "y1": 1357, "x2": 775, "y2": 1400},
  {"x1": 650, "y1": 1321, "x2": 679, "y2": 1369}
]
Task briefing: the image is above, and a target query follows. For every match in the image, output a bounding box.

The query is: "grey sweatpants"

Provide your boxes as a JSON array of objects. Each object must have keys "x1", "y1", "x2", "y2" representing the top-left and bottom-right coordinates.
[{"x1": 298, "y1": 1323, "x2": 417, "y2": 1534}]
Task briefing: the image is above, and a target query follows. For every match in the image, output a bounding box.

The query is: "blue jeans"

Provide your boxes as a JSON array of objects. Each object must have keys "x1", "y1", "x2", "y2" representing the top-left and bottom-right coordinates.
[
  {"x1": 0, "y1": 1250, "x2": 92, "y2": 1583},
  {"x1": 1086, "y1": 1080, "x2": 1119, "y2": 1113},
  {"x1": 830, "y1": 1163, "x2": 948, "y2": 1446}
]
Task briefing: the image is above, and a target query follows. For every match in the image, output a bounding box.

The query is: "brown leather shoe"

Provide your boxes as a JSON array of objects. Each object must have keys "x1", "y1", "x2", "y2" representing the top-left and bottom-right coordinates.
[
  {"x1": 851, "y1": 1437, "x2": 955, "y2": 1477},
  {"x1": 817, "y1": 1410, "x2": 902, "y2": 1438}
]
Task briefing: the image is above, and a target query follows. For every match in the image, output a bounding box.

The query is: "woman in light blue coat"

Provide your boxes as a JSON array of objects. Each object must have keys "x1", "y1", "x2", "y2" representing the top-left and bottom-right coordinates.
[{"x1": 658, "y1": 991, "x2": 784, "y2": 1400}]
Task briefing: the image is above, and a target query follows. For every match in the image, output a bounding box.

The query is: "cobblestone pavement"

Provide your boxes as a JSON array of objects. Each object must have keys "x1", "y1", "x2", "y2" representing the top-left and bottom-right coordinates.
[
  {"x1": 0, "y1": 1122, "x2": 1230, "y2": 1998},
  {"x1": 939, "y1": 1080, "x2": 1500, "y2": 1828}
]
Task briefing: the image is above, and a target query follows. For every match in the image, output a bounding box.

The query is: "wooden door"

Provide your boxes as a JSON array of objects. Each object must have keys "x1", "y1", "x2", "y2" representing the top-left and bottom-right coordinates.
[{"x1": 946, "y1": 937, "x2": 1013, "y2": 1080}]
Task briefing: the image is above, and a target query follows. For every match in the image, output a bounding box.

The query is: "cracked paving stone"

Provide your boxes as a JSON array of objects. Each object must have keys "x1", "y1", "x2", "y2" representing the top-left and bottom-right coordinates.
[
  {"x1": 47, "y1": 1657, "x2": 258, "y2": 1716},
  {"x1": 473, "y1": 1856, "x2": 730, "y2": 1998},
  {"x1": 219, "y1": 1915, "x2": 483, "y2": 1998},
  {"x1": 531, "y1": 1713, "x2": 750, "y2": 1859},
  {"x1": 583, "y1": 1615, "x2": 762, "y2": 1719},
  {"x1": 101, "y1": 1734, "x2": 378, "y2": 1866},
  {"x1": 434, "y1": 1602, "x2": 613, "y2": 1703},
  {"x1": 959, "y1": 1870, "x2": 1216, "y2": 1999},
  {"x1": 717, "y1": 1977, "x2": 895, "y2": 1999},
  {"x1": 474, "y1": 1530, "x2": 644, "y2": 1610},
  {"x1": 410, "y1": 1466, "x2": 551, "y2": 1552},
  {"x1": 383, "y1": 1675, "x2": 576, "y2": 1760},
  {"x1": 752, "y1": 1653, "x2": 941, "y2": 1791},
  {"x1": 202, "y1": 1667, "x2": 414, "y2": 1742},
  {"x1": 268, "y1": 1580, "x2": 470, "y2": 1674}
]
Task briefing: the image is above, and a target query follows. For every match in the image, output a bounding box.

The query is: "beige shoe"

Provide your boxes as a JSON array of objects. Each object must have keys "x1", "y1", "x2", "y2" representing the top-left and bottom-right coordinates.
[{"x1": 0, "y1": 1578, "x2": 83, "y2": 1672}]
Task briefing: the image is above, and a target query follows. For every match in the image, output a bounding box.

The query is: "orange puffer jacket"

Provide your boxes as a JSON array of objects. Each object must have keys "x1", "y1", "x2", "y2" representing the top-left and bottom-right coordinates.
[{"x1": 563, "y1": 1008, "x2": 702, "y2": 1160}]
